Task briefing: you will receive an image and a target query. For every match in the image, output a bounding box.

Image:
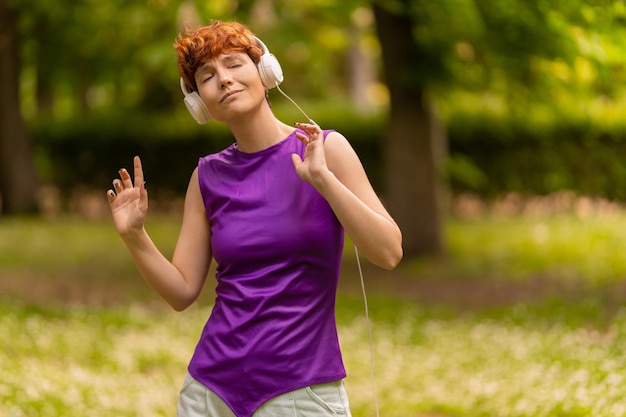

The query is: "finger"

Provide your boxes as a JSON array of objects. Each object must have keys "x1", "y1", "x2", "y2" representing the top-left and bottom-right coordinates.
[
  {"x1": 295, "y1": 131, "x2": 311, "y2": 145},
  {"x1": 133, "y1": 156, "x2": 144, "y2": 188},
  {"x1": 305, "y1": 129, "x2": 321, "y2": 142},
  {"x1": 295, "y1": 121, "x2": 318, "y2": 129},
  {"x1": 112, "y1": 179, "x2": 123, "y2": 192},
  {"x1": 119, "y1": 167, "x2": 132, "y2": 188},
  {"x1": 295, "y1": 122, "x2": 320, "y2": 137},
  {"x1": 106, "y1": 189, "x2": 116, "y2": 204},
  {"x1": 291, "y1": 153, "x2": 302, "y2": 170}
]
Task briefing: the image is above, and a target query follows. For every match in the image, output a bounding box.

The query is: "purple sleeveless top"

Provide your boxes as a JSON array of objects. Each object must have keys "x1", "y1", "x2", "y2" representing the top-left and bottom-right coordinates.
[{"x1": 189, "y1": 129, "x2": 346, "y2": 417}]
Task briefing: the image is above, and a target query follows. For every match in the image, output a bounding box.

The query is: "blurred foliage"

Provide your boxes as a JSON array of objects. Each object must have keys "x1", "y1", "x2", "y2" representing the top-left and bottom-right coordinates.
[
  {"x1": 444, "y1": 93, "x2": 626, "y2": 199},
  {"x1": 28, "y1": 102, "x2": 385, "y2": 197},
  {"x1": 12, "y1": 0, "x2": 376, "y2": 119},
  {"x1": 9, "y1": 0, "x2": 626, "y2": 199}
]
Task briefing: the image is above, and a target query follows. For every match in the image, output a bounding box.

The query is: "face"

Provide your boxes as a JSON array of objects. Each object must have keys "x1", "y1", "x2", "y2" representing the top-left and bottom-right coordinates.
[{"x1": 194, "y1": 52, "x2": 266, "y2": 122}]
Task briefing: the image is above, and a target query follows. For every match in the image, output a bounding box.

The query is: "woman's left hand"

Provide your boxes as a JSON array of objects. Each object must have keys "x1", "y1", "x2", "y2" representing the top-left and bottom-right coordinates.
[{"x1": 291, "y1": 122, "x2": 329, "y2": 186}]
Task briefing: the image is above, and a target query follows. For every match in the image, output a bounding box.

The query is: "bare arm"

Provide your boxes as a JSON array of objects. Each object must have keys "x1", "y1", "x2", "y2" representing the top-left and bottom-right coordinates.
[
  {"x1": 292, "y1": 124, "x2": 403, "y2": 269},
  {"x1": 107, "y1": 157, "x2": 211, "y2": 310}
]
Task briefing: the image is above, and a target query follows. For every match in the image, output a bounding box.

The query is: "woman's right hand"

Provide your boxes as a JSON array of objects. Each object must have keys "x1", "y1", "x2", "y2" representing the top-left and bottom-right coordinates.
[{"x1": 106, "y1": 156, "x2": 148, "y2": 236}]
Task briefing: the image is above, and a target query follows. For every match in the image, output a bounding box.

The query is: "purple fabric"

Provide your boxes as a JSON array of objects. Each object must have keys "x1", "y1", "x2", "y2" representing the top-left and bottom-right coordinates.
[{"x1": 189, "y1": 129, "x2": 346, "y2": 417}]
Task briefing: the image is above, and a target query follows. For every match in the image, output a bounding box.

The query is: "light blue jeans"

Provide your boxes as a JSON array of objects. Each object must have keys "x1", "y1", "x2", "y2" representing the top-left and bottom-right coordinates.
[{"x1": 177, "y1": 372, "x2": 352, "y2": 417}]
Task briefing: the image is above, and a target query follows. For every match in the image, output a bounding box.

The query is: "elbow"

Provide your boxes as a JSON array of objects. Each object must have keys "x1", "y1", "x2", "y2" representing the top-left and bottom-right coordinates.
[
  {"x1": 379, "y1": 247, "x2": 403, "y2": 270},
  {"x1": 367, "y1": 231, "x2": 403, "y2": 270},
  {"x1": 171, "y1": 302, "x2": 191, "y2": 312},
  {"x1": 164, "y1": 281, "x2": 204, "y2": 312},
  {"x1": 168, "y1": 294, "x2": 198, "y2": 312},
  {"x1": 380, "y1": 230, "x2": 403, "y2": 270},
  {"x1": 368, "y1": 240, "x2": 403, "y2": 270}
]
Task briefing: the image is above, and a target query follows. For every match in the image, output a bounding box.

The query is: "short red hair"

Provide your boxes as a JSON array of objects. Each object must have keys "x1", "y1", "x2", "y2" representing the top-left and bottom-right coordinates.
[{"x1": 174, "y1": 20, "x2": 263, "y2": 91}]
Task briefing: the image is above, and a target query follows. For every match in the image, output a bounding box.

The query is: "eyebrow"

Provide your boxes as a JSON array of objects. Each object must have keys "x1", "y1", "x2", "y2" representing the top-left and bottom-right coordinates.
[{"x1": 196, "y1": 54, "x2": 245, "y2": 74}]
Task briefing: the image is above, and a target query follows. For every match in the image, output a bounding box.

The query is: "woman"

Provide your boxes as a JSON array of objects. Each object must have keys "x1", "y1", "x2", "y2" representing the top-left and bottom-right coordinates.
[{"x1": 106, "y1": 20, "x2": 402, "y2": 417}]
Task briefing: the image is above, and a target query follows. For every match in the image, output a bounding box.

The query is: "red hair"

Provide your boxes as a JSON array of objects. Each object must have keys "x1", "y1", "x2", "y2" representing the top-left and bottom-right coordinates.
[{"x1": 174, "y1": 20, "x2": 263, "y2": 91}]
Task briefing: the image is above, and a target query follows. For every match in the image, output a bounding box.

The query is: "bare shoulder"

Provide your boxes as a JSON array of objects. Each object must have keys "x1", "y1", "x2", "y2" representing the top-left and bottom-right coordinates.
[
  {"x1": 186, "y1": 167, "x2": 201, "y2": 195},
  {"x1": 323, "y1": 130, "x2": 365, "y2": 176},
  {"x1": 189, "y1": 166, "x2": 200, "y2": 183},
  {"x1": 324, "y1": 130, "x2": 353, "y2": 152},
  {"x1": 183, "y1": 167, "x2": 206, "y2": 212}
]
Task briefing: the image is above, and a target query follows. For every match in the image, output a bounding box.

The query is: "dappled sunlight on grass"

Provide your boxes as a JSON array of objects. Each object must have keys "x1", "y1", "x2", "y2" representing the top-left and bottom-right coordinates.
[
  {"x1": 4, "y1": 209, "x2": 626, "y2": 415},
  {"x1": 447, "y1": 194, "x2": 626, "y2": 284},
  {"x1": 341, "y1": 304, "x2": 626, "y2": 417},
  {"x1": 5, "y1": 298, "x2": 626, "y2": 416},
  {"x1": 0, "y1": 302, "x2": 202, "y2": 417}
]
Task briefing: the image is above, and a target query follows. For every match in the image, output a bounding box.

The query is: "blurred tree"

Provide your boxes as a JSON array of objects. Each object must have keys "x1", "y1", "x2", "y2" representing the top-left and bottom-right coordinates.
[
  {"x1": 0, "y1": 0, "x2": 38, "y2": 214},
  {"x1": 372, "y1": 0, "x2": 447, "y2": 257},
  {"x1": 7, "y1": 0, "x2": 626, "y2": 232},
  {"x1": 371, "y1": 0, "x2": 625, "y2": 257}
]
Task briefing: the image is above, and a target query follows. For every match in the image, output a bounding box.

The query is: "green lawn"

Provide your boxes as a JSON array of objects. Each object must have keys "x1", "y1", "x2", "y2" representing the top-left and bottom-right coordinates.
[{"x1": 2, "y1": 212, "x2": 626, "y2": 416}]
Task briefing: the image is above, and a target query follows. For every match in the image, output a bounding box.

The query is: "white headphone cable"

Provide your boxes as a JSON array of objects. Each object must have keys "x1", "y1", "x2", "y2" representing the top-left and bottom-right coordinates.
[
  {"x1": 355, "y1": 245, "x2": 380, "y2": 417},
  {"x1": 275, "y1": 84, "x2": 380, "y2": 416},
  {"x1": 275, "y1": 83, "x2": 316, "y2": 125}
]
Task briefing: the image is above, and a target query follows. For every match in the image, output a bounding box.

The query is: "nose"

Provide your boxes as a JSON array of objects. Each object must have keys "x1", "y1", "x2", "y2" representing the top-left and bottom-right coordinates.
[{"x1": 219, "y1": 75, "x2": 233, "y2": 89}]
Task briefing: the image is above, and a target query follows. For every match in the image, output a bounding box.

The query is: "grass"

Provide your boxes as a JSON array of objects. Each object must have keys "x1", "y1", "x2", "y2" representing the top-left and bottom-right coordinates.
[
  {"x1": 3, "y1": 209, "x2": 626, "y2": 416},
  {"x1": 446, "y1": 214, "x2": 626, "y2": 284}
]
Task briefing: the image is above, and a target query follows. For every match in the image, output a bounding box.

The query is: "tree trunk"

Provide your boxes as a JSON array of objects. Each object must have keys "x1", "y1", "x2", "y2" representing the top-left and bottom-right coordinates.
[
  {"x1": 372, "y1": 1, "x2": 446, "y2": 257},
  {"x1": 348, "y1": 23, "x2": 376, "y2": 116},
  {"x1": 0, "y1": 1, "x2": 39, "y2": 214}
]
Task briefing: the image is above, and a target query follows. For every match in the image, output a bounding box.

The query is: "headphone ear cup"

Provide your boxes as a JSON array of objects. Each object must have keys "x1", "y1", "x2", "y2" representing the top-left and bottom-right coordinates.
[
  {"x1": 183, "y1": 92, "x2": 211, "y2": 124},
  {"x1": 180, "y1": 78, "x2": 211, "y2": 124},
  {"x1": 258, "y1": 52, "x2": 284, "y2": 89},
  {"x1": 254, "y1": 36, "x2": 284, "y2": 89}
]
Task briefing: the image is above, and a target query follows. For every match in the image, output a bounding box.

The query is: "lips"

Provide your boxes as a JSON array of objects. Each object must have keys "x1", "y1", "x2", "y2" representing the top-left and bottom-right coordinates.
[{"x1": 220, "y1": 90, "x2": 242, "y2": 103}]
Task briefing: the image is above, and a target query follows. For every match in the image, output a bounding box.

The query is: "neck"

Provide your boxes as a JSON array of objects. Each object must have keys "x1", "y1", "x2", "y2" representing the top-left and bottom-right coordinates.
[{"x1": 227, "y1": 105, "x2": 293, "y2": 153}]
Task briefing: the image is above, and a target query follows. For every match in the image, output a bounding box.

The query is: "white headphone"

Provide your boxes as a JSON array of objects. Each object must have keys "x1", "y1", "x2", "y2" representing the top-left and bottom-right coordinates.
[{"x1": 180, "y1": 36, "x2": 284, "y2": 124}]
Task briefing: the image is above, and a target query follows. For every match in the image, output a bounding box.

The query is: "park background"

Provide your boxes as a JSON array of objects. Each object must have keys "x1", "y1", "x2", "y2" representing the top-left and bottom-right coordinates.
[{"x1": 3, "y1": 0, "x2": 626, "y2": 416}]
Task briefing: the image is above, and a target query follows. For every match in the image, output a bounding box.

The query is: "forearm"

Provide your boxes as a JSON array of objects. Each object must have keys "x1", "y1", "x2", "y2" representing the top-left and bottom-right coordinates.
[
  {"x1": 312, "y1": 170, "x2": 403, "y2": 270},
  {"x1": 121, "y1": 228, "x2": 197, "y2": 310}
]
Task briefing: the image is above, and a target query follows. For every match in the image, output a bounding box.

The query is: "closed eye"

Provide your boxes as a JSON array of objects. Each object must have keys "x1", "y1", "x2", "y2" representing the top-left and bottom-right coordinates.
[{"x1": 200, "y1": 74, "x2": 214, "y2": 83}]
